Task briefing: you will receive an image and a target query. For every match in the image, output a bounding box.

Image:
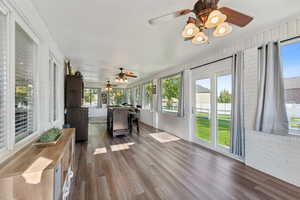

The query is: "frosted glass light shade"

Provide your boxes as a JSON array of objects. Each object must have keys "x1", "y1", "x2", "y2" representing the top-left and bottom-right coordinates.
[
  {"x1": 205, "y1": 10, "x2": 227, "y2": 28},
  {"x1": 182, "y1": 23, "x2": 199, "y2": 38},
  {"x1": 213, "y1": 22, "x2": 232, "y2": 37},
  {"x1": 192, "y1": 32, "x2": 208, "y2": 44}
]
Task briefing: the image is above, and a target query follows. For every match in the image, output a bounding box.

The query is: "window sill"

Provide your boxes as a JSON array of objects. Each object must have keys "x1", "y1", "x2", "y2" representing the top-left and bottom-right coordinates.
[
  {"x1": 0, "y1": 131, "x2": 40, "y2": 164},
  {"x1": 288, "y1": 130, "x2": 300, "y2": 136},
  {"x1": 141, "y1": 109, "x2": 153, "y2": 112}
]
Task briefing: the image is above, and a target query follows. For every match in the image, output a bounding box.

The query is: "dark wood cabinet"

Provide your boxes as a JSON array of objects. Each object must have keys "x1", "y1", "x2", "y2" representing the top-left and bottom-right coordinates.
[
  {"x1": 65, "y1": 108, "x2": 88, "y2": 142},
  {"x1": 65, "y1": 75, "x2": 84, "y2": 108},
  {"x1": 65, "y1": 74, "x2": 88, "y2": 142}
]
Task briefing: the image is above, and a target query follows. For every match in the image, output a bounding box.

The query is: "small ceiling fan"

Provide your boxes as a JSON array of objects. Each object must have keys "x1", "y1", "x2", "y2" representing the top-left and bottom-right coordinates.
[
  {"x1": 148, "y1": 0, "x2": 253, "y2": 44},
  {"x1": 115, "y1": 68, "x2": 138, "y2": 83},
  {"x1": 105, "y1": 81, "x2": 117, "y2": 91}
]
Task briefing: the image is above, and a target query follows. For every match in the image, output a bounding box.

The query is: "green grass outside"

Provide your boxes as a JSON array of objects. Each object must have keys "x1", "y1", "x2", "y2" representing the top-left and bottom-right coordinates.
[
  {"x1": 195, "y1": 112, "x2": 231, "y2": 147},
  {"x1": 290, "y1": 117, "x2": 300, "y2": 129}
]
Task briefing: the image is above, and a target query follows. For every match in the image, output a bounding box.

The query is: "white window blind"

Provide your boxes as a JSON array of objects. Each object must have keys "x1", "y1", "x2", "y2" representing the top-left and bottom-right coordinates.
[
  {"x1": 15, "y1": 23, "x2": 36, "y2": 143},
  {"x1": 0, "y1": 10, "x2": 7, "y2": 149}
]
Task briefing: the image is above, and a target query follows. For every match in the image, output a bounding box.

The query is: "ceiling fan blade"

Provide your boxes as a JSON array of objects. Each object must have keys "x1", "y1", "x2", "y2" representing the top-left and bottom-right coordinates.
[
  {"x1": 148, "y1": 9, "x2": 192, "y2": 25},
  {"x1": 219, "y1": 7, "x2": 253, "y2": 27},
  {"x1": 125, "y1": 74, "x2": 138, "y2": 78}
]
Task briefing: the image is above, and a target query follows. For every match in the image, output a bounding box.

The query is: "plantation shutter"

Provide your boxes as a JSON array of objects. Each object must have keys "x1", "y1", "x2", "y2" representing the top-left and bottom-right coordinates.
[
  {"x1": 15, "y1": 24, "x2": 36, "y2": 143},
  {"x1": 0, "y1": 10, "x2": 7, "y2": 149}
]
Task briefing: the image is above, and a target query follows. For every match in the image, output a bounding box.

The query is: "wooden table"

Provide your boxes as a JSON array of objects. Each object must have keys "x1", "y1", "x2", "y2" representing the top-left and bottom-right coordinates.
[{"x1": 0, "y1": 128, "x2": 75, "y2": 200}]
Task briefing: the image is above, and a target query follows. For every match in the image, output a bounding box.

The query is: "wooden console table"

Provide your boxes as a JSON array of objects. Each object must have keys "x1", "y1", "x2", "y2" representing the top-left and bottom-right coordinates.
[{"x1": 0, "y1": 128, "x2": 75, "y2": 200}]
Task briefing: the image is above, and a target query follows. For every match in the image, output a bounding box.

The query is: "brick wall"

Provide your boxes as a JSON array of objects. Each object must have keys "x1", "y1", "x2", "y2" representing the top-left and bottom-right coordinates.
[{"x1": 244, "y1": 48, "x2": 300, "y2": 187}]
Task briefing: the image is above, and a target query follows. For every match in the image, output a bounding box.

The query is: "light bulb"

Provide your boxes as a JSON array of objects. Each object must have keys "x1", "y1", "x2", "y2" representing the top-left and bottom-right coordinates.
[
  {"x1": 219, "y1": 27, "x2": 226, "y2": 34},
  {"x1": 125, "y1": 79, "x2": 128, "y2": 83},
  {"x1": 115, "y1": 78, "x2": 119, "y2": 82},
  {"x1": 182, "y1": 23, "x2": 199, "y2": 38},
  {"x1": 192, "y1": 32, "x2": 208, "y2": 44},
  {"x1": 187, "y1": 28, "x2": 194, "y2": 35},
  {"x1": 120, "y1": 79, "x2": 124, "y2": 83},
  {"x1": 205, "y1": 10, "x2": 227, "y2": 28}
]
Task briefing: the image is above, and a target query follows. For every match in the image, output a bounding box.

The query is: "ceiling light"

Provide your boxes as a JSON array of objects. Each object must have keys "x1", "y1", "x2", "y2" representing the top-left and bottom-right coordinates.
[
  {"x1": 213, "y1": 22, "x2": 232, "y2": 37},
  {"x1": 115, "y1": 78, "x2": 119, "y2": 82},
  {"x1": 205, "y1": 10, "x2": 227, "y2": 28},
  {"x1": 120, "y1": 78, "x2": 124, "y2": 83},
  {"x1": 192, "y1": 32, "x2": 208, "y2": 44},
  {"x1": 182, "y1": 23, "x2": 199, "y2": 38},
  {"x1": 125, "y1": 79, "x2": 128, "y2": 83}
]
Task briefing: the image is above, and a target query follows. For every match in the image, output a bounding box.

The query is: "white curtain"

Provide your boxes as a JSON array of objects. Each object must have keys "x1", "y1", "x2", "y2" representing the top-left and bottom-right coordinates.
[
  {"x1": 231, "y1": 52, "x2": 245, "y2": 157},
  {"x1": 255, "y1": 41, "x2": 289, "y2": 135}
]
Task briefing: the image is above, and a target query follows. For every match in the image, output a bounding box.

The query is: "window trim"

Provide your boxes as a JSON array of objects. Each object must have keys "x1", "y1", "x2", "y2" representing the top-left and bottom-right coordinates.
[
  {"x1": 0, "y1": 1, "x2": 42, "y2": 162},
  {"x1": 14, "y1": 20, "x2": 39, "y2": 144},
  {"x1": 160, "y1": 72, "x2": 182, "y2": 115},
  {"x1": 49, "y1": 54, "x2": 59, "y2": 124},
  {"x1": 0, "y1": 3, "x2": 9, "y2": 155},
  {"x1": 279, "y1": 39, "x2": 300, "y2": 136}
]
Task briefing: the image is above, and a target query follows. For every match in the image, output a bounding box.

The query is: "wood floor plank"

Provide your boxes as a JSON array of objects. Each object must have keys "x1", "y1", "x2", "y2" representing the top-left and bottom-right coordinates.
[{"x1": 70, "y1": 123, "x2": 300, "y2": 200}]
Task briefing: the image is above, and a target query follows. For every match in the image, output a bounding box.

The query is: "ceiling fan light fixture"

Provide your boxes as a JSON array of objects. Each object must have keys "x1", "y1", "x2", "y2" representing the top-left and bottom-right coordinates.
[
  {"x1": 192, "y1": 32, "x2": 208, "y2": 44},
  {"x1": 213, "y1": 22, "x2": 232, "y2": 37},
  {"x1": 205, "y1": 10, "x2": 227, "y2": 28},
  {"x1": 182, "y1": 23, "x2": 199, "y2": 38},
  {"x1": 115, "y1": 78, "x2": 120, "y2": 82}
]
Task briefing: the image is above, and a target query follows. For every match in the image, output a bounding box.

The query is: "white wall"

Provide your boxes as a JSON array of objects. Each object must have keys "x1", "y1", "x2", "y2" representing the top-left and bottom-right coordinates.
[
  {"x1": 244, "y1": 48, "x2": 300, "y2": 187},
  {"x1": 1, "y1": 0, "x2": 65, "y2": 163},
  {"x1": 129, "y1": 13, "x2": 300, "y2": 187}
]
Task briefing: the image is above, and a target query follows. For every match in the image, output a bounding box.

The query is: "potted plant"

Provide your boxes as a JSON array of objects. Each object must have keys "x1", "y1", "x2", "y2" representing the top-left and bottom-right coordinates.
[{"x1": 34, "y1": 128, "x2": 63, "y2": 147}]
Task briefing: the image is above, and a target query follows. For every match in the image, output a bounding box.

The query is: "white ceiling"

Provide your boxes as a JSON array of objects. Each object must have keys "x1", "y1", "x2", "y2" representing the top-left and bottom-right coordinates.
[{"x1": 31, "y1": 0, "x2": 300, "y2": 86}]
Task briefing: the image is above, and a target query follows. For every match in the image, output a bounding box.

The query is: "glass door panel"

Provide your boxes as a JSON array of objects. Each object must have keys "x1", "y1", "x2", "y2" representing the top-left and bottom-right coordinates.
[
  {"x1": 195, "y1": 79, "x2": 211, "y2": 142},
  {"x1": 216, "y1": 74, "x2": 232, "y2": 148}
]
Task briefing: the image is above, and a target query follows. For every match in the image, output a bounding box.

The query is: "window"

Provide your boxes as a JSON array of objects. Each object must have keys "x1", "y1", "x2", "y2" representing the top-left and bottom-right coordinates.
[
  {"x1": 161, "y1": 74, "x2": 181, "y2": 113},
  {"x1": 135, "y1": 86, "x2": 141, "y2": 106},
  {"x1": 130, "y1": 88, "x2": 134, "y2": 104},
  {"x1": 15, "y1": 23, "x2": 37, "y2": 143},
  {"x1": 125, "y1": 88, "x2": 131, "y2": 104},
  {"x1": 49, "y1": 58, "x2": 57, "y2": 122},
  {"x1": 142, "y1": 81, "x2": 153, "y2": 110},
  {"x1": 83, "y1": 88, "x2": 100, "y2": 107},
  {"x1": 281, "y1": 40, "x2": 300, "y2": 133},
  {"x1": 216, "y1": 74, "x2": 232, "y2": 147},
  {"x1": 0, "y1": 9, "x2": 7, "y2": 149},
  {"x1": 195, "y1": 78, "x2": 211, "y2": 142},
  {"x1": 108, "y1": 88, "x2": 125, "y2": 105}
]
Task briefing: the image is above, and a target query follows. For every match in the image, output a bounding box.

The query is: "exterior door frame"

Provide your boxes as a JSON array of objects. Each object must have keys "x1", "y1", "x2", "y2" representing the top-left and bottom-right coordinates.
[{"x1": 191, "y1": 58, "x2": 232, "y2": 154}]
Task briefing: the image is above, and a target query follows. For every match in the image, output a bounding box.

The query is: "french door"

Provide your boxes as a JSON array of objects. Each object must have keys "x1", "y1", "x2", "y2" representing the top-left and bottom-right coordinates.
[{"x1": 191, "y1": 59, "x2": 232, "y2": 153}]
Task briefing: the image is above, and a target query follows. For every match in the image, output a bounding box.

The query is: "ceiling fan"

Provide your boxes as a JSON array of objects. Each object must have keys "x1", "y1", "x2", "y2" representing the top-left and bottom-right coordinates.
[
  {"x1": 115, "y1": 68, "x2": 138, "y2": 83},
  {"x1": 105, "y1": 81, "x2": 117, "y2": 91},
  {"x1": 148, "y1": 0, "x2": 253, "y2": 44}
]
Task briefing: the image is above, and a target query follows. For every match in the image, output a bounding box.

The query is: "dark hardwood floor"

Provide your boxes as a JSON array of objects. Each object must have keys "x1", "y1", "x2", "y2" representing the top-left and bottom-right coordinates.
[{"x1": 70, "y1": 123, "x2": 300, "y2": 200}]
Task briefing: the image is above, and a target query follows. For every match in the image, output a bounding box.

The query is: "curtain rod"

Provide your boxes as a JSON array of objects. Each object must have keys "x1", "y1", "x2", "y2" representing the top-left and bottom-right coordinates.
[
  {"x1": 190, "y1": 56, "x2": 233, "y2": 70},
  {"x1": 258, "y1": 35, "x2": 300, "y2": 50},
  {"x1": 281, "y1": 35, "x2": 300, "y2": 43}
]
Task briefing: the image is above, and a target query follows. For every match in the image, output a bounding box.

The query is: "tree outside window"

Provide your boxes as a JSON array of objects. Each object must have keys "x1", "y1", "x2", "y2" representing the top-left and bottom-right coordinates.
[
  {"x1": 142, "y1": 81, "x2": 153, "y2": 110},
  {"x1": 83, "y1": 88, "x2": 100, "y2": 107},
  {"x1": 108, "y1": 88, "x2": 125, "y2": 105},
  {"x1": 161, "y1": 74, "x2": 181, "y2": 112}
]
